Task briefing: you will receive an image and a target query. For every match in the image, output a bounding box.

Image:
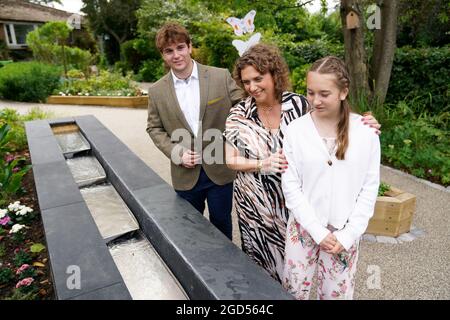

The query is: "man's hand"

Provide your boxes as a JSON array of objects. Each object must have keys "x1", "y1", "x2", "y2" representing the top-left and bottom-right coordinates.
[
  {"x1": 362, "y1": 111, "x2": 381, "y2": 135},
  {"x1": 181, "y1": 150, "x2": 201, "y2": 168}
]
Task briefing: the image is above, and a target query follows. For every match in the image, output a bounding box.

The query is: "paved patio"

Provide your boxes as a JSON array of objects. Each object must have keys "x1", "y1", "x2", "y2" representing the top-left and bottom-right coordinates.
[{"x1": 1, "y1": 99, "x2": 448, "y2": 300}]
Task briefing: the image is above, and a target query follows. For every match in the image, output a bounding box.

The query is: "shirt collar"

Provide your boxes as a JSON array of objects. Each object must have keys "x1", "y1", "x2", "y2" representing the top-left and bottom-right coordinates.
[{"x1": 172, "y1": 60, "x2": 198, "y2": 86}]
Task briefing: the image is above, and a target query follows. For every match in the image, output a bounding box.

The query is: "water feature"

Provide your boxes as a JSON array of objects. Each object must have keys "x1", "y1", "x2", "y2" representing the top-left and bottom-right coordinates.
[{"x1": 51, "y1": 123, "x2": 188, "y2": 300}]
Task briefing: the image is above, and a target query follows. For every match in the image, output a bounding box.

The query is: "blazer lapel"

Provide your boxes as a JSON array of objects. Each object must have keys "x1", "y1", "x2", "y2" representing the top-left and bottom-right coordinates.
[
  {"x1": 165, "y1": 73, "x2": 193, "y2": 135},
  {"x1": 198, "y1": 63, "x2": 209, "y2": 125}
]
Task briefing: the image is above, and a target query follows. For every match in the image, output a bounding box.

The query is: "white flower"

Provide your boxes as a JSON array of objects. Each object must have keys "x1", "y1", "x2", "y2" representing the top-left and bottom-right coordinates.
[
  {"x1": 8, "y1": 201, "x2": 21, "y2": 212},
  {"x1": 0, "y1": 209, "x2": 7, "y2": 218},
  {"x1": 16, "y1": 205, "x2": 33, "y2": 216},
  {"x1": 61, "y1": 93, "x2": 66, "y2": 96},
  {"x1": 78, "y1": 92, "x2": 82, "y2": 96},
  {"x1": 10, "y1": 224, "x2": 25, "y2": 234},
  {"x1": 127, "y1": 93, "x2": 131, "y2": 96},
  {"x1": 59, "y1": 91, "x2": 64, "y2": 95},
  {"x1": 118, "y1": 92, "x2": 122, "y2": 96},
  {"x1": 85, "y1": 93, "x2": 90, "y2": 96}
]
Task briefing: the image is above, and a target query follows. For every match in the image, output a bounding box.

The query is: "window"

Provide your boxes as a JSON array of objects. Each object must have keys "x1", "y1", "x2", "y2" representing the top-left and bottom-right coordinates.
[{"x1": 3, "y1": 23, "x2": 39, "y2": 48}]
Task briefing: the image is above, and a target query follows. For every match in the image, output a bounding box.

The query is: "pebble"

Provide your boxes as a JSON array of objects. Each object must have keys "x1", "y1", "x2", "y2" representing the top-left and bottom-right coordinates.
[
  {"x1": 362, "y1": 234, "x2": 377, "y2": 242},
  {"x1": 396, "y1": 233, "x2": 416, "y2": 242},
  {"x1": 376, "y1": 236, "x2": 399, "y2": 244}
]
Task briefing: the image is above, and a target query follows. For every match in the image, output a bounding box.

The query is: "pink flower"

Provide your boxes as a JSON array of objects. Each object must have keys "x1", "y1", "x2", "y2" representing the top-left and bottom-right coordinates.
[
  {"x1": 15, "y1": 277, "x2": 34, "y2": 289},
  {"x1": 340, "y1": 284, "x2": 348, "y2": 293},
  {"x1": 12, "y1": 167, "x2": 20, "y2": 173},
  {"x1": 331, "y1": 291, "x2": 339, "y2": 298},
  {"x1": 16, "y1": 264, "x2": 30, "y2": 275},
  {"x1": 5, "y1": 154, "x2": 14, "y2": 163},
  {"x1": 0, "y1": 215, "x2": 11, "y2": 226}
]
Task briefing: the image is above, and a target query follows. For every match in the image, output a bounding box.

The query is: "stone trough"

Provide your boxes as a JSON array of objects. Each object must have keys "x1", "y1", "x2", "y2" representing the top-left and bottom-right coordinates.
[{"x1": 25, "y1": 115, "x2": 292, "y2": 300}]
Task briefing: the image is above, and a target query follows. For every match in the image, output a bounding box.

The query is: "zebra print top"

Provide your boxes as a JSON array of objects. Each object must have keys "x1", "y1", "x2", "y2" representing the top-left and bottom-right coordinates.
[{"x1": 223, "y1": 91, "x2": 309, "y2": 282}]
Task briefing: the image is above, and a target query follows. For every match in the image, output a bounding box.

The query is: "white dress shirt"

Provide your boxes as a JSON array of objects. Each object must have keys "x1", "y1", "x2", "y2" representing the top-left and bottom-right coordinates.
[
  {"x1": 171, "y1": 61, "x2": 201, "y2": 136},
  {"x1": 282, "y1": 112, "x2": 380, "y2": 250}
]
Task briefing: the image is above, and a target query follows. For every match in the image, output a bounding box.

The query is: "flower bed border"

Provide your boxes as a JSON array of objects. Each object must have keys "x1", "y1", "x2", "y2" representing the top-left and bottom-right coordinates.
[{"x1": 46, "y1": 96, "x2": 147, "y2": 109}]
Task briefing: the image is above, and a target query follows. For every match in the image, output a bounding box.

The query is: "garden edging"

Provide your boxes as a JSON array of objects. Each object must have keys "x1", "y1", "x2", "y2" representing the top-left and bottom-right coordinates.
[{"x1": 46, "y1": 96, "x2": 148, "y2": 108}]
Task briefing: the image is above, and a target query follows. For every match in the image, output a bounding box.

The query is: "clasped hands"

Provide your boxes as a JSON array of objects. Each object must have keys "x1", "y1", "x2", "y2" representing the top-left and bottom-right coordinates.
[
  {"x1": 181, "y1": 149, "x2": 201, "y2": 168},
  {"x1": 320, "y1": 232, "x2": 345, "y2": 255}
]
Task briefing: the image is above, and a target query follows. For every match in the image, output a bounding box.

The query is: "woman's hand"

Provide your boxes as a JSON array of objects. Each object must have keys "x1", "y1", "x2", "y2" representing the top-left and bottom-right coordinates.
[
  {"x1": 362, "y1": 111, "x2": 381, "y2": 135},
  {"x1": 261, "y1": 149, "x2": 288, "y2": 174}
]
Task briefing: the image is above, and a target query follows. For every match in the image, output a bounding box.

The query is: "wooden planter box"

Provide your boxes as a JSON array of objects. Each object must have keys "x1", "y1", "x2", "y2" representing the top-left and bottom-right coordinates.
[
  {"x1": 46, "y1": 95, "x2": 148, "y2": 108},
  {"x1": 365, "y1": 186, "x2": 416, "y2": 237}
]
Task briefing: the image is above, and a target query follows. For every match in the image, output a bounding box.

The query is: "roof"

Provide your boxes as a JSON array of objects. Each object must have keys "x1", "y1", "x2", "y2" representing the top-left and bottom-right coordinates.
[{"x1": 0, "y1": 0, "x2": 81, "y2": 24}]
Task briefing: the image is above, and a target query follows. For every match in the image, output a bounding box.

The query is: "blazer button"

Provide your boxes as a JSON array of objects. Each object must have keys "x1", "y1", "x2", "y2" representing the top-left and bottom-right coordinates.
[{"x1": 327, "y1": 160, "x2": 333, "y2": 166}]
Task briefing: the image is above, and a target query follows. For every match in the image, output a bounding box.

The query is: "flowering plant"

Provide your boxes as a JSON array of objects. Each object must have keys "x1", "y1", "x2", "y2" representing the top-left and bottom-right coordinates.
[
  {"x1": 3, "y1": 201, "x2": 35, "y2": 224},
  {"x1": 9, "y1": 223, "x2": 26, "y2": 242},
  {"x1": 16, "y1": 264, "x2": 37, "y2": 279}
]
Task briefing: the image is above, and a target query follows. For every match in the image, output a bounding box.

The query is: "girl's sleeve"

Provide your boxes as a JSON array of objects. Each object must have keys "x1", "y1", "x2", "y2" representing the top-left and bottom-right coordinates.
[
  {"x1": 282, "y1": 125, "x2": 330, "y2": 245},
  {"x1": 334, "y1": 133, "x2": 381, "y2": 250}
]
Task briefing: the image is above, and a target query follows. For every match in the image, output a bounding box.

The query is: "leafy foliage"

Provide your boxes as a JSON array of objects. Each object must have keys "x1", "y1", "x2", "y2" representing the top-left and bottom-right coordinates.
[
  {"x1": 387, "y1": 46, "x2": 450, "y2": 115},
  {"x1": 82, "y1": 0, "x2": 141, "y2": 63},
  {"x1": 57, "y1": 70, "x2": 143, "y2": 96},
  {"x1": 378, "y1": 101, "x2": 450, "y2": 186},
  {"x1": 26, "y1": 22, "x2": 93, "y2": 74},
  {"x1": 0, "y1": 62, "x2": 61, "y2": 103}
]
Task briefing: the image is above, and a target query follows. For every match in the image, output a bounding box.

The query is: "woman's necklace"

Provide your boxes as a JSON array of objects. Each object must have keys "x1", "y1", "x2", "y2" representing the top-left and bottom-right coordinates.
[{"x1": 259, "y1": 105, "x2": 280, "y2": 133}]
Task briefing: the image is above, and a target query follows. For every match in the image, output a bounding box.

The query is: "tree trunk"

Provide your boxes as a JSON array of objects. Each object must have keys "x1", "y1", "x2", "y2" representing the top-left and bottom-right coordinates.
[
  {"x1": 371, "y1": 0, "x2": 399, "y2": 106},
  {"x1": 340, "y1": 0, "x2": 370, "y2": 104}
]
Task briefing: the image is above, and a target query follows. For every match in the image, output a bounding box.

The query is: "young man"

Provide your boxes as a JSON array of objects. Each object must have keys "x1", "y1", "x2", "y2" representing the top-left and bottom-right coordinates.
[{"x1": 146, "y1": 22, "x2": 243, "y2": 240}]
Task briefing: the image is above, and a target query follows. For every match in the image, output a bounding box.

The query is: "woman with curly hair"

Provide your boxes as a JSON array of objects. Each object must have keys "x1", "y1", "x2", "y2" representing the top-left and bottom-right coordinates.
[{"x1": 224, "y1": 44, "x2": 379, "y2": 283}]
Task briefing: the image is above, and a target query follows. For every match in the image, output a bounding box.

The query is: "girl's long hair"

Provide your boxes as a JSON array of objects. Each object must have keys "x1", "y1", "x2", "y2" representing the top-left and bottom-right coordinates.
[{"x1": 309, "y1": 56, "x2": 351, "y2": 160}]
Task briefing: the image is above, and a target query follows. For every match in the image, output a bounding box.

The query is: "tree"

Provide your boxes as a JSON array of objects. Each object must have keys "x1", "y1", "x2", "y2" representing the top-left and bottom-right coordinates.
[
  {"x1": 81, "y1": 0, "x2": 141, "y2": 63},
  {"x1": 340, "y1": 0, "x2": 398, "y2": 107},
  {"x1": 26, "y1": 21, "x2": 92, "y2": 76}
]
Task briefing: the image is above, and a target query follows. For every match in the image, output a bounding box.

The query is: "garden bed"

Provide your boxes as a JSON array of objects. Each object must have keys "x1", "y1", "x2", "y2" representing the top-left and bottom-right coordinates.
[
  {"x1": 0, "y1": 151, "x2": 54, "y2": 300},
  {"x1": 46, "y1": 95, "x2": 148, "y2": 108}
]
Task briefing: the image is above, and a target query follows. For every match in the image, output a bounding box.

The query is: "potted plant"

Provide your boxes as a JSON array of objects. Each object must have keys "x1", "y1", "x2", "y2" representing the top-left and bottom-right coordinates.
[{"x1": 365, "y1": 182, "x2": 416, "y2": 237}]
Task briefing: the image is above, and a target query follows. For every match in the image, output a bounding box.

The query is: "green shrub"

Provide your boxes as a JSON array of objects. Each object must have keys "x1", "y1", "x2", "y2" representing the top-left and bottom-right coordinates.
[
  {"x1": 0, "y1": 108, "x2": 51, "y2": 205},
  {"x1": 283, "y1": 39, "x2": 344, "y2": 71},
  {"x1": 387, "y1": 46, "x2": 450, "y2": 115},
  {"x1": 138, "y1": 59, "x2": 165, "y2": 82},
  {"x1": 0, "y1": 62, "x2": 61, "y2": 102},
  {"x1": 58, "y1": 70, "x2": 143, "y2": 96},
  {"x1": 0, "y1": 268, "x2": 14, "y2": 284},
  {"x1": 378, "y1": 101, "x2": 450, "y2": 186},
  {"x1": 121, "y1": 38, "x2": 159, "y2": 74},
  {"x1": 0, "y1": 108, "x2": 51, "y2": 152},
  {"x1": 290, "y1": 63, "x2": 311, "y2": 96}
]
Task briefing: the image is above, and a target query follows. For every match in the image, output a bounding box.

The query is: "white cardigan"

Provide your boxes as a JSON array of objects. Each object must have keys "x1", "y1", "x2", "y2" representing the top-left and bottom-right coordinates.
[{"x1": 282, "y1": 112, "x2": 380, "y2": 250}]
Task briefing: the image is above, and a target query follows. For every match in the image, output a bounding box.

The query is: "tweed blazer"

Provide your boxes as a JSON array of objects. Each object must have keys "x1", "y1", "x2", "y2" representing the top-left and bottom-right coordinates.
[{"x1": 146, "y1": 62, "x2": 243, "y2": 190}]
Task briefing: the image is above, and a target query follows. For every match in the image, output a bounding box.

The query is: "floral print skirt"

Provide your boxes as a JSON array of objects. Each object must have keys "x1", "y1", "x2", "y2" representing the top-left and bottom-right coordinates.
[{"x1": 282, "y1": 215, "x2": 360, "y2": 300}]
